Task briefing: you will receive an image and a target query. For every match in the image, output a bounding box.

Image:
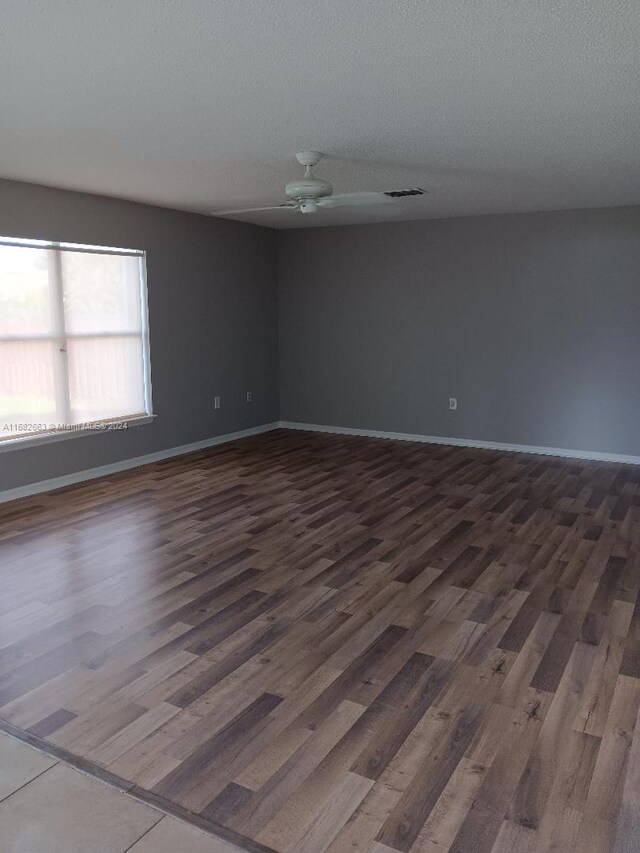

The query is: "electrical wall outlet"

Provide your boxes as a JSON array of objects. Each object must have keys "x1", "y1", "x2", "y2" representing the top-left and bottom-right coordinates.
[
  {"x1": 246, "y1": 391, "x2": 252, "y2": 402},
  {"x1": 449, "y1": 397, "x2": 457, "y2": 411},
  {"x1": 214, "y1": 395, "x2": 220, "y2": 410}
]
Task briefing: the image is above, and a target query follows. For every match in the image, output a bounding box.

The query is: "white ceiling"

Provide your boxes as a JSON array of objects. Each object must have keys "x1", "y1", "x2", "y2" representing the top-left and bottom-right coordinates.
[{"x1": 1, "y1": 1, "x2": 639, "y2": 229}]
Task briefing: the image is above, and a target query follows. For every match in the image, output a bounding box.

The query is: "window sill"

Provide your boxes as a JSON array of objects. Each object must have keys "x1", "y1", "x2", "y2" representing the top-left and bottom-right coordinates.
[{"x1": 0, "y1": 414, "x2": 155, "y2": 454}]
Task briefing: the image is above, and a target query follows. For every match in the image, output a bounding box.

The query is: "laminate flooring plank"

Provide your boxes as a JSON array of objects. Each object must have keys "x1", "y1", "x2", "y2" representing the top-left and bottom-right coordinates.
[{"x1": 1, "y1": 429, "x2": 639, "y2": 851}]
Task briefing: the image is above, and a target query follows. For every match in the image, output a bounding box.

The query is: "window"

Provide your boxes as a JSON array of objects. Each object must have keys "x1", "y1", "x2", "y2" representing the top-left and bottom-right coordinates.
[{"x1": 0, "y1": 236, "x2": 152, "y2": 446}]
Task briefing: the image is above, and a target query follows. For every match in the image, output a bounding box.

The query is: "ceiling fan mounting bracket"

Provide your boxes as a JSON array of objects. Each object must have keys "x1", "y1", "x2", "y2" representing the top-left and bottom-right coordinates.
[{"x1": 295, "y1": 151, "x2": 323, "y2": 168}]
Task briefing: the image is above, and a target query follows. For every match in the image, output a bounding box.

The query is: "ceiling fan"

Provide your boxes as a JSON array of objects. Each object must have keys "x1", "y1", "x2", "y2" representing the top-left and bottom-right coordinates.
[{"x1": 216, "y1": 152, "x2": 426, "y2": 216}]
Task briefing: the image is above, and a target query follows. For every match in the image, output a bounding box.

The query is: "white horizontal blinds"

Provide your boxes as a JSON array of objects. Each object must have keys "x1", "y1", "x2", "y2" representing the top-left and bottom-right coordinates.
[
  {"x1": 61, "y1": 250, "x2": 146, "y2": 424},
  {"x1": 0, "y1": 245, "x2": 58, "y2": 435},
  {"x1": 0, "y1": 238, "x2": 149, "y2": 442}
]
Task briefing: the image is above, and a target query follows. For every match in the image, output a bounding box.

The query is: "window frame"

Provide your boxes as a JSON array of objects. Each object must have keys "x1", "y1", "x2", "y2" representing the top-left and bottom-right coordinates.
[{"x1": 0, "y1": 236, "x2": 154, "y2": 452}]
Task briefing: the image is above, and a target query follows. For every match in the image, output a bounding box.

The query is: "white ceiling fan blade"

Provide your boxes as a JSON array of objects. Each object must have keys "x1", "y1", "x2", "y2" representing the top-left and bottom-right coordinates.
[
  {"x1": 317, "y1": 192, "x2": 394, "y2": 208},
  {"x1": 213, "y1": 203, "x2": 297, "y2": 216}
]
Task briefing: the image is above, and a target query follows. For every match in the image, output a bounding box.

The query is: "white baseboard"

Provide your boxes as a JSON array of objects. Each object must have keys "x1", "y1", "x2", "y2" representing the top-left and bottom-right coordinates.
[
  {"x1": 5, "y1": 418, "x2": 639, "y2": 506},
  {"x1": 0, "y1": 422, "x2": 280, "y2": 505},
  {"x1": 278, "y1": 421, "x2": 640, "y2": 466}
]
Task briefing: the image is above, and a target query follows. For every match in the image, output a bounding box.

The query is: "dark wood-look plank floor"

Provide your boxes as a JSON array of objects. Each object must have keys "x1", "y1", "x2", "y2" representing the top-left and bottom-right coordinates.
[{"x1": 1, "y1": 428, "x2": 640, "y2": 853}]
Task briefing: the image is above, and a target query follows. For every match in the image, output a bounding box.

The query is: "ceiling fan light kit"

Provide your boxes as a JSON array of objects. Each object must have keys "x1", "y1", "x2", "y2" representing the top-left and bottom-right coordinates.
[{"x1": 215, "y1": 152, "x2": 425, "y2": 218}]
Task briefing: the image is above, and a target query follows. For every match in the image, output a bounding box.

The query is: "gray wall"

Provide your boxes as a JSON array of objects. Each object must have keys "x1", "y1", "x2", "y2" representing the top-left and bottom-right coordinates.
[
  {"x1": 4, "y1": 188, "x2": 639, "y2": 492},
  {"x1": 278, "y1": 206, "x2": 640, "y2": 457},
  {"x1": 0, "y1": 179, "x2": 279, "y2": 491}
]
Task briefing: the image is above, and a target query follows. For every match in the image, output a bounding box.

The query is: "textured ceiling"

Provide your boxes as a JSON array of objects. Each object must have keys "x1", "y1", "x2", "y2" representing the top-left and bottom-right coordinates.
[{"x1": 1, "y1": 1, "x2": 638, "y2": 229}]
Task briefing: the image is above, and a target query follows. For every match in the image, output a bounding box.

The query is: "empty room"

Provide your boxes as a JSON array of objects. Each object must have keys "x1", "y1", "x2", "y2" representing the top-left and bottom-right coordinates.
[{"x1": 1, "y1": 2, "x2": 639, "y2": 852}]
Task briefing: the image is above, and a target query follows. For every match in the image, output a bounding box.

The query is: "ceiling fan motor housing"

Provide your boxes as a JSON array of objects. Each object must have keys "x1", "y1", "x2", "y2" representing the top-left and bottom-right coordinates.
[{"x1": 285, "y1": 174, "x2": 333, "y2": 201}]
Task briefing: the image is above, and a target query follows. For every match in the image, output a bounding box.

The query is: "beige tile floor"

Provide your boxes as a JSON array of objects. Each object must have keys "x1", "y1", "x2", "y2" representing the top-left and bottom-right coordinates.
[{"x1": 0, "y1": 733, "x2": 244, "y2": 853}]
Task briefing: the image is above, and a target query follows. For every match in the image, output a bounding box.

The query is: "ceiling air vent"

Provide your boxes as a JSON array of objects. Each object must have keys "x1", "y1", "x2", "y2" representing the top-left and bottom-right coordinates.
[{"x1": 384, "y1": 188, "x2": 427, "y2": 198}]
